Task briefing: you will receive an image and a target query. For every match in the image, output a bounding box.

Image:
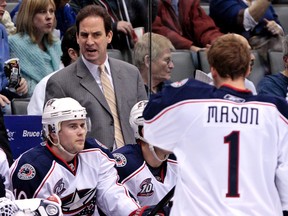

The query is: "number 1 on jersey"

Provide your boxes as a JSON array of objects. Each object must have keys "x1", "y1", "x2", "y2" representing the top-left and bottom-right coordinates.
[{"x1": 224, "y1": 131, "x2": 240, "y2": 198}]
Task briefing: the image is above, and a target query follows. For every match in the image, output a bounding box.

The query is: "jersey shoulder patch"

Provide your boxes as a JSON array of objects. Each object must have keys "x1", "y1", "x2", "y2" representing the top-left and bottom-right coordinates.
[
  {"x1": 112, "y1": 153, "x2": 127, "y2": 167},
  {"x1": 170, "y1": 78, "x2": 188, "y2": 88},
  {"x1": 17, "y1": 163, "x2": 36, "y2": 180}
]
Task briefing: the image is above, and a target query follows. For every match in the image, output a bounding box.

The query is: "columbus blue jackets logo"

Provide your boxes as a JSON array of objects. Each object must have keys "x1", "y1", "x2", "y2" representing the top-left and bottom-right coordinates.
[
  {"x1": 61, "y1": 188, "x2": 97, "y2": 215},
  {"x1": 17, "y1": 163, "x2": 36, "y2": 180},
  {"x1": 53, "y1": 178, "x2": 67, "y2": 196},
  {"x1": 137, "y1": 178, "x2": 154, "y2": 197},
  {"x1": 113, "y1": 153, "x2": 127, "y2": 167}
]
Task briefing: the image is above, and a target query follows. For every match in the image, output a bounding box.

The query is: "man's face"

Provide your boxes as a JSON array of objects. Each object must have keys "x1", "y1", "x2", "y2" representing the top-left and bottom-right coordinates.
[
  {"x1": 151, "y1": 48, "x2": 174, "y2": 85},
  {"x1": 0, "y1": 0, "x2": 7, "y2": 20},
  {"x1": 77, "y1": 16, "x2": 113, "y2": 65},
  {"x1": 58, "y1": 119, "x2": 87, "y2": 155}
]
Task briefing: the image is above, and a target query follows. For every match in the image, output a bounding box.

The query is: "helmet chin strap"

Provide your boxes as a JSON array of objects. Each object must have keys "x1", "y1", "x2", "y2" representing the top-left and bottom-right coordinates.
[
  {"x1": 138, "y1": 136, "x2": 169, "y2": 162},
  {"x1": 47, "y1": 136, "x2": 77, "y2": 158}
]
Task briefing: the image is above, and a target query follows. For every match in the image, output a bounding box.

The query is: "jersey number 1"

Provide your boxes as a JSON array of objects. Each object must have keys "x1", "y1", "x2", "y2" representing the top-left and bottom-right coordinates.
[{"x1": 224, "y1": 131, "x2": 240, "y2": 198}]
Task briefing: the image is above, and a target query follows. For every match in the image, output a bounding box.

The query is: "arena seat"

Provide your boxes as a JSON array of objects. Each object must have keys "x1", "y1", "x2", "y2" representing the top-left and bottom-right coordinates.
[
  {"x1": 107, "y1": 49, "x2": 124, "y2": 61},
  {"x1": 170, "y1": 50, "x2": 197, "y2": 82},
  {"x1": 273, "y1": 5, "x2": 288, "y2": 34},
  {"x1": 268, "y1": 50, "x2": 284, "y2": 75},
  {"x1": 197, "y1": 50, "x2": 210, "y2": 74},
  {"x1": 247, "y1": 50, "x2": 266, "y2": 87},
  {"x1": 6, "y1": 2, "x2": 18, "y2": 13},
  {"x1": 11, "y1": 98, "x2": 30, "y2": 115}
]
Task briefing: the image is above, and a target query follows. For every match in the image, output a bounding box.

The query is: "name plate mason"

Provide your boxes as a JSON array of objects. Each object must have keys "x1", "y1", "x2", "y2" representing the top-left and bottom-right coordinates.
[{"x1": 4, "y1": 115, "x2": 43, "y2": 159}]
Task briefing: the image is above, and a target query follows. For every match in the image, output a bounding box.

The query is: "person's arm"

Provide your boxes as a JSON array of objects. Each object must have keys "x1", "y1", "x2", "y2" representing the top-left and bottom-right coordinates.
[
  {"x1": 152, "y1": 15, "x2": 194, "y2": 50},
  {"x1": 95, "y1": 149, "x2": 140, "y2": 215},
  {"x1": 248, "y1": 0, "x2": 271, "y2": 22},
  {"x1": 210, "y1": 0, "x2": 249, "y2": 32}
]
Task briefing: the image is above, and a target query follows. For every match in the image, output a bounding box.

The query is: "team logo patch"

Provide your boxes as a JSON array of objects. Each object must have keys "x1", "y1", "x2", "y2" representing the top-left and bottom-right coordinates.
[
  {"x1": 170, "y1": 78, "x2": 188, "y2": 88},
  {"x1": 224, "y1": 94, "x2": 246, "y2": 103},
  {"x1": 137, "y1": 178, "x2": 154, "y2": 197},
  {"x1": 53, "y1": 178, "x2": 67, "y2": 196},
  {"x1": 17, "y1": 163, "x2": 36, "y2": 180},
  {"x1": 113, "y1": 153, "x2": 127, "y2": 167}
]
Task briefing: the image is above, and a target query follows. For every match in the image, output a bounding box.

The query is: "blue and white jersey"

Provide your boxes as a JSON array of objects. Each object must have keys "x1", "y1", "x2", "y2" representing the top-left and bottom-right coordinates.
[
  {"x1": 10, "y1": 138, "x2": 139, "y2": 216},
  {"x1": 0, "y1": 148, "x2": 10, "y2": 190},
  {"x1": 143, "y1": 78, "x2": 288, "y2": 216},
  {"x1": 113, "y1": 144, "x2": 177, "y2": 206}
]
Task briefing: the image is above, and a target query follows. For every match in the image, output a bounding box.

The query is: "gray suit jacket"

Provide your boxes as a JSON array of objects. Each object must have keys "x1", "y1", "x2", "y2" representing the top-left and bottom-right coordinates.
[{"x1": 45, "y1": 57, "x2": 147, "y2": 150}]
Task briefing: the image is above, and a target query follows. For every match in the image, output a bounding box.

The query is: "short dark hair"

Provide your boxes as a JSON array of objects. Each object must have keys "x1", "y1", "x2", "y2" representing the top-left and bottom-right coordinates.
[
  {"x1": 76, "y1": 5, "x2": 112, "y2": 35},
  {"x1": 207, "y1": 34, "x2": 250, "y2": 80},
  {"x1": 61, "y1": 25, "x2": 79, "y2": 67}
]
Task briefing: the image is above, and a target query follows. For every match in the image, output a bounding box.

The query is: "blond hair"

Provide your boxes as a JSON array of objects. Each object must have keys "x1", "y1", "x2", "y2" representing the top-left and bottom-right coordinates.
[
  {"x1": 134, "y1": 33, "x2": 175, "y2": 69},
  {"x1": 16, "y1": 0, "x2": 56, "y2": 45}
]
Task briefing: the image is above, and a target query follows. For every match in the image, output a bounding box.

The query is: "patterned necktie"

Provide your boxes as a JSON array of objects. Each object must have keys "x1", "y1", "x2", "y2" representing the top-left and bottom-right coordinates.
[{"x1": 99, "y1": 65, "x2": 124, "y2": 148}]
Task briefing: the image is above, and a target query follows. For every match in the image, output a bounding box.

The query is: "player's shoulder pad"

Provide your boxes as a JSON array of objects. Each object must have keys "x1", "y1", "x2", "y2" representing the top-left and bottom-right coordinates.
[
  {"x1": 84, "y1": 138, "x2": 114, "y2": 159},
  {"x1": 143, "y1": 78, "x2": 214, "y2": 121},
  {"x1": 254, "y1": 94, "x2": 288, "y2": 119},
  {"x1": 113, "y1": 144, "x2": 144, "y2": 172}
]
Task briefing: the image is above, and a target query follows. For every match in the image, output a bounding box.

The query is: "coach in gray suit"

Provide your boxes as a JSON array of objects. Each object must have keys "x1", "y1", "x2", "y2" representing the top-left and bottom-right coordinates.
[{"x1": 45, "y1": 5, "x2": 147, "y2": 151}]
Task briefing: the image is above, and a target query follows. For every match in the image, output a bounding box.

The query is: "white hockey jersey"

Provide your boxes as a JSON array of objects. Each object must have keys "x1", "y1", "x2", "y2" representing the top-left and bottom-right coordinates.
[
  {"x1": 10, "y1": 138, "x2": 139, "y2": 215},
  {"x1": 143, "y1": 78, "x2": 288, "y2": 216},
  {"x1": 0, "y1": 148, "x2": 10, "y2": 190},
  {"x1": 113, "y1": 144, "x2": 177, "y2": 206}
]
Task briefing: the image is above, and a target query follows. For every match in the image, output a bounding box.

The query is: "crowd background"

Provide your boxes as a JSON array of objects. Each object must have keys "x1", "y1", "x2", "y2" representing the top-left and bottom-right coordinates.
[{"x1": 1, "y1": 0, "x2": 287, "y2": 151}]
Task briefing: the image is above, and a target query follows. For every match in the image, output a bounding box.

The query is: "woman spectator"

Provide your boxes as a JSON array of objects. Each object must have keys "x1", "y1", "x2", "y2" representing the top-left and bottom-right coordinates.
[{"x1": 9, "y1": 0, "x2": 62, "y2": 97}]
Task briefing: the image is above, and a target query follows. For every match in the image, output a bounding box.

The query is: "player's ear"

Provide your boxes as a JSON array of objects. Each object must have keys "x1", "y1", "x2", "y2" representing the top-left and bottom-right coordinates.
[{"x1": 210, "y1": 67, "x2": 217, "y2": 79}]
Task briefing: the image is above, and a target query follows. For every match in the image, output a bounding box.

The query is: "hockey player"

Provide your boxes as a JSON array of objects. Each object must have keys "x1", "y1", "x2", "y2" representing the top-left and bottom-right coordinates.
[
  {"x1": 143, "y1": 34, "x2": 288, "y2": 215},
  {"x1": 113, "y1": 100, "x2": 177, "y2": 207},
  {"x1": 0, "y1": 148, "x2": 10, "y2": 198},
  {"x1": 10, "y1": 97, "x2": 143, "y2": 215}
]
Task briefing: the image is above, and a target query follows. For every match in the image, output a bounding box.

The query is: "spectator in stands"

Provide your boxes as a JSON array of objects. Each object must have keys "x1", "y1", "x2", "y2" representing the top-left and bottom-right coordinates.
[
  {"x1": 9, "y1": 0, "x2": 21, "y2": 23},
  {"x1": 9, "y1": 0, "x2": 62, "y2": 97},
  {"x1": 0, "y1": 0, "x2": 28, "y2": 112},
  {"x1": 28, "y1": 25, "x2": 79, "y2": 115},
  {"x1": 0, "y1": 0, "x2": 16, "y2": 35},
  {"x1": 45, "y1": 5, "x2": 147, "y2": 151},
  {"x1": 209, "y1": 0, "x2": 284, "y2": 68},
  {"x1": 257, "y1": 34, "x2": 288, "y2": 100},
  {"x1": 69, "y1": 0, "x2": 158, "y2": 62},
  {"x1": 152, "y1": 0, "x2": 223, "y2": 52},
  {"x1": 9, "y1": 0, "x2": 75, "y2": 38},
  {"x1": 52, "y1": 0, "x2": 76, "y2": 38},
  {"x1": 134, "y1": 32, "x2": 175, "y2": 95},
  {"x1": 113, "y1": 100, "x2": 177, "y2": 207}
]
